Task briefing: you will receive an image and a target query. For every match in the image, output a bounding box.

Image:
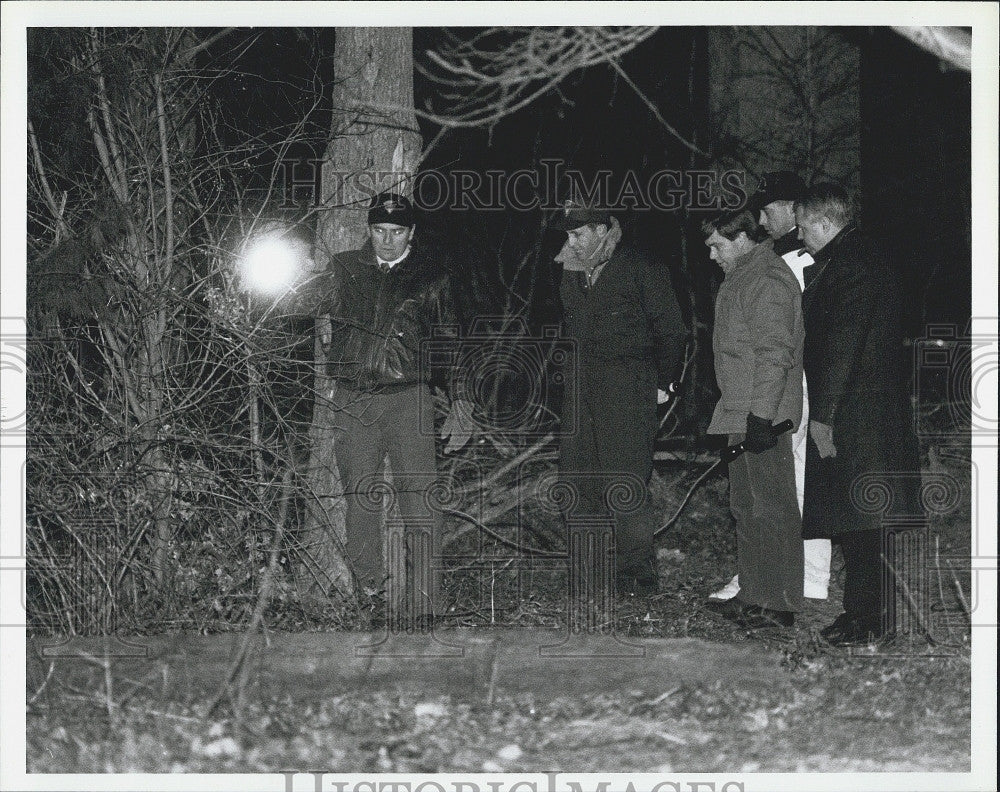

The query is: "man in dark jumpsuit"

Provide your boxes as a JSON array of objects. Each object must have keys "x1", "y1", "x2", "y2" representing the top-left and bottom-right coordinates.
[{"x1": 553, "y1": 202, "x2": 688, "y2": 596}]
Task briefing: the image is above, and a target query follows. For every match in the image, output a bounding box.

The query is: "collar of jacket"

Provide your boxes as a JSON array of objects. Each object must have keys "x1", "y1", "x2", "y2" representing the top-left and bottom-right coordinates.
[
  {"x1": 360, "y1": 240, "x2": 414, "y2": 270},
  {"x1": 812, "y1": 223, "x2": 857, "y2": 265},
  {"x1": 727, "y1": 239, "x2": 775, "y2": 279},
  {"x1": 556, "y1": 215, "x2": 623, "y2": 276},
  {"x1": 377, "y1": 246, "x2": 412, "y2": 270},
  {"x1": 773, "y1": 227, "x2": 806, "y2": 258}
]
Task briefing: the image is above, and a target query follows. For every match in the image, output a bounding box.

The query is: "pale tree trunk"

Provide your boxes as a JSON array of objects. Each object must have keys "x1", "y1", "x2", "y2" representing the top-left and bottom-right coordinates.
[{"x1": 299, "y1": 27, "x2": 422, "y2": 600}]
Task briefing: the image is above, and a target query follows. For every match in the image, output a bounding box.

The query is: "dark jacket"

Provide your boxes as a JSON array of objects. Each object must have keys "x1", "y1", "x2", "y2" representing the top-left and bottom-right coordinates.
[
  {"x1": 316, "y1": 242, "x2": 460, "y2": 392},
  {"x1": 708, "y1": 239, "x2": 804, "y2": 435},
  {"x1": 800, "y1": 225, "x2": 922, "y2": 537},
  {"x1": 559, "y1": 245, "x2": 687, "y2": 395},
  {"x1": 773, "y1": 227, "x2": 806, "y2": 259},
  {"x1": 773, "y1": 227, "x2": 813, "y2": 291}
]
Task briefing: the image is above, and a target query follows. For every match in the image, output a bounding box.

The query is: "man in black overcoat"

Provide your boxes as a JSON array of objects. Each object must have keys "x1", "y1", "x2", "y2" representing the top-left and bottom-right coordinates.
[
  {"x1": 794, "y1": 183, "x2": 923, "y2": 645},
  {"x1": 552, "y1": 201, "x2": 688, "y2": 597}
]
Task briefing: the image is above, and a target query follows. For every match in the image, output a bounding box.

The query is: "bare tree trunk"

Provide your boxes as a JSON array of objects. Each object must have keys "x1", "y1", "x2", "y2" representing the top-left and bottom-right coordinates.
[{"x1": 299, "y1": 27, "x2": 422, "y2": 600}]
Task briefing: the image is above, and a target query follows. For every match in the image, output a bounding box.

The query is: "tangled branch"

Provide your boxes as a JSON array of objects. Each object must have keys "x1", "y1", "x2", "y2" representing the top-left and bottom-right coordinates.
[{"x1": 417, "y1": 27, "x2": 659, "y2": 129}]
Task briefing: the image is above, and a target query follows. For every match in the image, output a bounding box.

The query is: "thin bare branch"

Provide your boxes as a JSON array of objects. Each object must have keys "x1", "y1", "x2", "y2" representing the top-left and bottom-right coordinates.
[
  {"x1": 419, "y1": 27, "x2": 660, "y2": 131},
  {"x1": 175, "y1": 27, "x2": 238, "y2": 64},
  {"x1": 154, "y1": 72, "x2": 174, "y2": 285}
]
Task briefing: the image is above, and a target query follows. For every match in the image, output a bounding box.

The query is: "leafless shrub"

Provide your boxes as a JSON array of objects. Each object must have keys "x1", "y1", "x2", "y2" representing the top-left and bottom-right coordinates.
[{"x1": 26, "y1": 28, "x2": 326, "y2": 634}]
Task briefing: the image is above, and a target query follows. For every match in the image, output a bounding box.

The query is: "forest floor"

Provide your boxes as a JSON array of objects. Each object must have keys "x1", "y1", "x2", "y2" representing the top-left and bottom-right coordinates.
[{"x1": 24, "y1": 446, "x2": 976, "y2": 775}]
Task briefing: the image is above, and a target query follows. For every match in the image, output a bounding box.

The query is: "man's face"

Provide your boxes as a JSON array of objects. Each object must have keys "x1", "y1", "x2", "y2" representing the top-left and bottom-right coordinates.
[
  {"x1": 705, "y1": 230, "x2": 748, "y2": 275},
  {"x1": 370, "y1": 222, "x2": 414, "y2": 261},
  {"x1": 794, "y1": 208, "x2": 832, "y2": 255},
  {"x1": 758, "y1": 201, "x2": 796, "y2": 240},
  {"x1": 565, "y1": 223, "x2": 607, "y2": 261}
]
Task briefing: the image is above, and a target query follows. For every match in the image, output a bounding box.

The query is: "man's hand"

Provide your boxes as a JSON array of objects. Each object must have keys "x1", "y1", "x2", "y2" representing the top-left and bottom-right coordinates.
[
  {"x1": 657, "y1": 388, "x2": 670, "y2": 405},
  {"x1": 440, "y1": 398, "x2": 477, "y2": 454},
  {"x1": 809, "y1": 420, "x2": 837, "y2": 458},
  {"x1": 744, "y1": 414, "x2": 777, "y2": 453}
]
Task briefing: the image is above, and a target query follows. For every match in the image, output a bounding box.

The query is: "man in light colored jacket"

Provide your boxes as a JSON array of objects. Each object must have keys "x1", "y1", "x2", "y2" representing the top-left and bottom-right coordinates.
[
  {"x1": 709, "y1": 172, "x2": 832, "y2": 602},
  {"x1": 702, "y1": 208, "x2": 805, "y2": 629}
]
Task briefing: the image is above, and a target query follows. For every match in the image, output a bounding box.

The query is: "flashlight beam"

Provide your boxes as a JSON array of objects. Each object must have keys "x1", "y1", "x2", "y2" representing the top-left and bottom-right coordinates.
[{"x1": 240, "y1": 236, "x2": 303, "y2": 295}]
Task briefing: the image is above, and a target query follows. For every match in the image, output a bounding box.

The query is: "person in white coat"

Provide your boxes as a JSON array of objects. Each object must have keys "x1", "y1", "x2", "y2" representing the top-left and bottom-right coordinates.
[{"x1": 709, "y1": 171, "x2": 832, "y2": 602}]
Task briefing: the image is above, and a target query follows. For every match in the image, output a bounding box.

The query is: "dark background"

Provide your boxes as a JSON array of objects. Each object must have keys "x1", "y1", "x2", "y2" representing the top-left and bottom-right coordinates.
[
  {"x1": 202, "y1": 26, "x2": 971, "y2": 335},
  {"x1": 28, "y1": 26, "x2": 971, "y2": 328},
  {"x1": 26, "y1": 26, "x2": 972, "y2": 437}
]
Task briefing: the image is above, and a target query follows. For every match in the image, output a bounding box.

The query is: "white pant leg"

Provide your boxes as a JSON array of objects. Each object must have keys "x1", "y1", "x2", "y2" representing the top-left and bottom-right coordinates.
[
  {"x1": 792, "y1": 374, "x2": 809, "y2": 516},
  {"x1": 803, "y1": 539, "x2": 832, "y2": 598},
  {"x1": 710, "y1": 376, "x2": 832, "y2": 602},
  {"x1": 797, "y1": 375, "x2": 831, "y2": 598}
]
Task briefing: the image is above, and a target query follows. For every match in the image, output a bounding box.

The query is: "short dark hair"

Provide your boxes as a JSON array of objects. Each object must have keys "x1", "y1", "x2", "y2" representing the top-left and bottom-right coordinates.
[
  {"x1": 701, "y1": 209, "x2": 763, "y2": 242},
  {"x1": 793, "y1": 183, "x2": 854, "y2": 228}
]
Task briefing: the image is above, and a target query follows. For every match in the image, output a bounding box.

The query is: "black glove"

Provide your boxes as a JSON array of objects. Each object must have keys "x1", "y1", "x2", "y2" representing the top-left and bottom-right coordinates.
[{"x1": 744, "y1": 413, "x2": 777, "y2": 453}]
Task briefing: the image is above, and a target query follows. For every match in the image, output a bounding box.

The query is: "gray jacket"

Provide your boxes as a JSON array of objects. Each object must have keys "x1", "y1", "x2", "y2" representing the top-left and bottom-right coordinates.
[{"x1": 708, "y1": 240, "x2": 804, "y2": 435}]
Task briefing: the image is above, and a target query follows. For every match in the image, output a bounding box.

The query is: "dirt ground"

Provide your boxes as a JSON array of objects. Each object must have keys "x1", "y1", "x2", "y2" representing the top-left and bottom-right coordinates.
[
  {"x1": 25, "y1": 626, "x2": 971, "y2": 774},
  {"x1": 24, "y1": 457, "x2": 974, "y2": 775}
]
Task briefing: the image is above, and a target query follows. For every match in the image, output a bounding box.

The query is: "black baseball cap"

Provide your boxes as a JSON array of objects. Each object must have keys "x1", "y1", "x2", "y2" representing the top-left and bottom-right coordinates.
[
  {"x1": 367, "y1": 192, "x2": 415, "y2": 227},
  {"x1": 550, "y1": 200, "x2": 613, "y2": 231}
]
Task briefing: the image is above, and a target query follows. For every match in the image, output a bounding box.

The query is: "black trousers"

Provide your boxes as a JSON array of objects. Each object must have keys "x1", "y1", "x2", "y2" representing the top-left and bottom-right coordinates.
[
  {"x1": 839, "y1": 528, "x2": 896, "y2": 630},
  {"x1": 331, "y1": 384, "x2": 441, "y2": 606},
  {"x1": 559, "y1": 371, "x2": 658, "y2": 574}
]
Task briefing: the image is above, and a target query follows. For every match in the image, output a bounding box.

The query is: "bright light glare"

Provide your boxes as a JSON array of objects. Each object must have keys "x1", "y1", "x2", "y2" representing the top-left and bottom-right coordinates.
[{"x1": 240, "y1": 236, "x2": 300, "y2": 294}]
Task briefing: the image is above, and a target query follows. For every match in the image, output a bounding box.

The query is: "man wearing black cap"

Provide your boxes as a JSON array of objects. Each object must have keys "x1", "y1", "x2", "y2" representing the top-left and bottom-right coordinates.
[
  {"x1": 317, "y1": 191, "x2": 473, "y2": 613},
  {"x1": 708, "y1": 171, "x2": 833, "y2": 603},
  {"x1": 552, "y1": 201, "x2": 688, "y2": 596}
]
